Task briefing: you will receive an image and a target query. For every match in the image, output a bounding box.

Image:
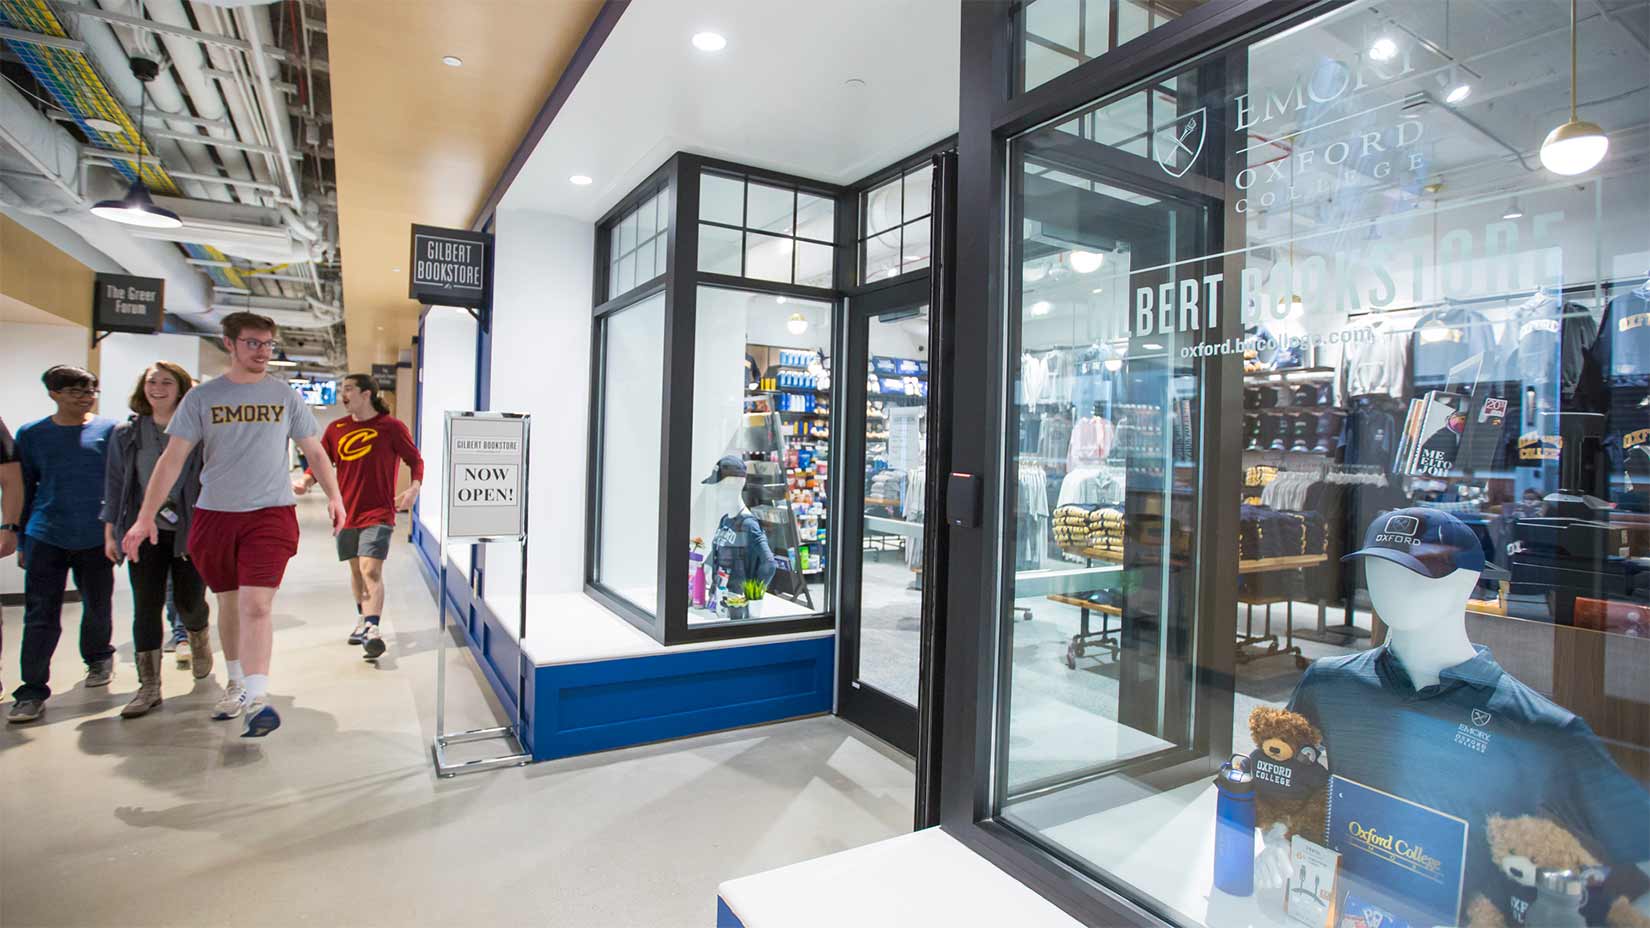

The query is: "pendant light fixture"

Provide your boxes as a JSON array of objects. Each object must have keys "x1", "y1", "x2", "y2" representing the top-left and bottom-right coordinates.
[
  {"x1": 1540, "y1": 0, "x2": 1609, "y2": 176},
  {"x1": 786, "y1": 312, "x2": 808, "y2": 335},
  {"x1": 91, "y1": 56, "x2": 182, "y2": 229}
]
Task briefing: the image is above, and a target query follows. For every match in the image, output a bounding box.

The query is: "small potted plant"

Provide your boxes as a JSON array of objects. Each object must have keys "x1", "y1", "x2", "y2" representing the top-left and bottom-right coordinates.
[
  {"x1": 725, "y1": 594, "x2": 749, "y2": 621},
  {"x1": 743, "y1": 579, "x2": 768, "y2": 618}
]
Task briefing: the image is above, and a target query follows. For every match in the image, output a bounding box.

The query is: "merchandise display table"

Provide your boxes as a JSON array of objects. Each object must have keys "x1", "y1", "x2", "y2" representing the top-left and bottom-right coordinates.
[
  {"x1": 1056, "y1": 549, "x2": 1329, "y2": 668},
  {"x1": 716, "y1": 828, "x2": 1082, "y2": 928}
]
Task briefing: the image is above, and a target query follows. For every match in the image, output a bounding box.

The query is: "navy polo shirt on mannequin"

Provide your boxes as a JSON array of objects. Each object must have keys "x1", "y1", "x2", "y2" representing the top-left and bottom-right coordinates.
[{"x1": 1287, "y1": 645, "x2": 1649, "y2": 924}]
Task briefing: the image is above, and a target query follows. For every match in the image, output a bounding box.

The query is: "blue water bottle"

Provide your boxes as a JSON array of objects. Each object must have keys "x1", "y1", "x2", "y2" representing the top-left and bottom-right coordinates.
[{"x1": 1213, "y1": 753, "x2": 1257, "y2": 896}]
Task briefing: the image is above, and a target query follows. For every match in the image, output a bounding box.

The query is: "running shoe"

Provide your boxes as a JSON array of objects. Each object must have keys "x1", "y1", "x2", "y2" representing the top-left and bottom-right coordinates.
[
  {"x1": 347, "y1": 618, "x2": 370, "y2": 646},
  {"x1": 211, "y1": 681, "x2": 248, "y2": 720},
  {"x1": 162, "y1": 627, "x2": 184, "y2": 654},
  {"x1": 360, "y1": 624, "x2": 386, "y2": 660},
  {"x1": 175, "y1": 636, "x2": 192, "y2": 668},
  {"x1": 241, "y1": 699, "x2": 281, "y2": 738}
]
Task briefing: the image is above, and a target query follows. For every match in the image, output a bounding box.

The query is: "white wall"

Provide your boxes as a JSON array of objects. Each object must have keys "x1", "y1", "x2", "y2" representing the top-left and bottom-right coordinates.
[
  {"x1": 95, "y1": 332, "x2": 206, "y2": 418},
  {"x1": 0, "y1": 321, "x2": 93, "y2": 595},
  {"x1": 417, "y1": 307, "x2": 479, "y2": 540},
  {"x1": 481, "y1": 207, "x2": 595, "y2": 609}
]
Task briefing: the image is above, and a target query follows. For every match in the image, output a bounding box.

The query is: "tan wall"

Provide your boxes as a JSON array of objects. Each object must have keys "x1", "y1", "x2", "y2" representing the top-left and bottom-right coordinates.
[{"x1": 0, "y1": 215, "x2": 95, "y2": 329}]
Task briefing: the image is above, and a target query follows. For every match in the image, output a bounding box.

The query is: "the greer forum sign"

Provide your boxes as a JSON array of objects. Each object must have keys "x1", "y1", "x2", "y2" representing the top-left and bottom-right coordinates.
[
  {"x1": 92, "y1": 273, "x2": 165, "y2": 334},
  {"x1": 409, "y1": 224, "x2": 490, "y2": 309},
  {"x1": 442, "y1": 412, "x2": 528, "y2": 542}
]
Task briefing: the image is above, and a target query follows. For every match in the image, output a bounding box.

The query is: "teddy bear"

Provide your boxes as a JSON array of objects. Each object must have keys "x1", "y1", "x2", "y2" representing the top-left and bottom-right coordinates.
[
  {"x1": 1247, "y1": 706, "x2": 1329, "y2": 840},
  {"x1": 1465, "y1": 814, "x2": 1650, "y2": 928}
]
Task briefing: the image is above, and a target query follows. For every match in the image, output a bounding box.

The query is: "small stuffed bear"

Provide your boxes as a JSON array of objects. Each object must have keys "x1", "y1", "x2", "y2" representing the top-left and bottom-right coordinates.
[
  {"x1": 1465, "y1": 815, "x2": 1650, "y2": 928},
  {"x1": 1247, "y1": 706, "x2": 1329, "y2": 840}
]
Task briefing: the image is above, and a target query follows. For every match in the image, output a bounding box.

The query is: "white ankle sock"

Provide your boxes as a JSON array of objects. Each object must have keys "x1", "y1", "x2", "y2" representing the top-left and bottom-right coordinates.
[
  {"x1": 244, "y1": 674, "x2": 269, "y2": 700},
  {"x1": 226, "y1": 660, "x2": 244, "y2": 684}
]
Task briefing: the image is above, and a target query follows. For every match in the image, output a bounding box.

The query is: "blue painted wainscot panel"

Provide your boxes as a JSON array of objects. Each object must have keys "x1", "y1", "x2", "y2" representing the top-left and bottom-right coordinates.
[
  {"x1": 523, "y1": 634, "x2": 834, "y2": 761},
  {"x1": 412, "y1": 519, "x2": 834, "y2": 763},
  {"x1": 716, "y1": 897, "x2": 746, "y2": 928}
]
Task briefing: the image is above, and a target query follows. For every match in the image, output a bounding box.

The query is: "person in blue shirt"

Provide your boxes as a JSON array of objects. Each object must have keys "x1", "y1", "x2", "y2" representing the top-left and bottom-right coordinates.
[{"x1": 8, "y1": 366, "x2": 119, "y2": 724}]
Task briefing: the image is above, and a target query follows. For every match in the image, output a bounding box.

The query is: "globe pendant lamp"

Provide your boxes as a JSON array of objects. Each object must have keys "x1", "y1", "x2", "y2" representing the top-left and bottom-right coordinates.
[
  {"x1": 1540, "y1": 0, "x2": 1608, "y2": 176},
  {"x1": 91, "y1": 57, "x2": 182, "y2": 229}
]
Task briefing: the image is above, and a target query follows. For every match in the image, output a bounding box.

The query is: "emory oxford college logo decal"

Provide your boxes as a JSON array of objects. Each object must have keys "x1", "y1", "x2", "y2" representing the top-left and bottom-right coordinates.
[{"x1": 1153, "y1": 107, "x2": 1207, "y2": 178}]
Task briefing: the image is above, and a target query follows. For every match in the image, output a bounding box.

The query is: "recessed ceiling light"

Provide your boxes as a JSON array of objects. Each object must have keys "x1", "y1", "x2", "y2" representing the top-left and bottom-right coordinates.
[
  {"x1": 844, "y1": 78, "x2": 866, "y2": 88},
  {"x1": 1502, "y1": 198, "x2": 1524, "y2": 220},
  {"x1": 441, "y1": 55, "x2": 463, "y2": 67},
  {"x1": 1030, "y1": 300, "x2": 1051, "y2": 316},
  {"x1": 692, "y1": 32, "x2": 726, "y2": 52},
  {"x1": 1368, "y1": 37, "x2": 1398, "y2": 61},
  {"x1": 570, "y1": 175, "x2": 593, "y2": 186},
  {"x1": 1092, "y1": 287, "x2": 1104, "y2": 294},
  {"x1": 1445, "y1": 83, "x2": 1471, "y2": 104},
  {"x1": 85, "y1": 117, "x2": 123, "y2": 133},
  {"x1": 391, "y1": 267, "x2": 401, "y2": 273},
  {"x1": 1143, "y1": 342, "x2": 1164, "y2": 351}
]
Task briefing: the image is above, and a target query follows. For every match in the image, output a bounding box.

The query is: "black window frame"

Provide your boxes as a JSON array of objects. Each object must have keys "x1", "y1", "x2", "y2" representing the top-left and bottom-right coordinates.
[
  {"x1": 585, "y1": 152, "x2": 852, "y2": 646},
  {"x1": 942, "y1": 2, "x2": 1337, "y2": 925}
]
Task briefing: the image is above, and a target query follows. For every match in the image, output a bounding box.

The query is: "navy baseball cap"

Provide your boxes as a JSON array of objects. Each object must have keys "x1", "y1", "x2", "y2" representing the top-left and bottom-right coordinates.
[
  {"x1": 1343, "y1": 508, "x2": 1509, "y2": 580},
  {"x1": 701, "y1": 454, "x2": 747, "y2": 485}
]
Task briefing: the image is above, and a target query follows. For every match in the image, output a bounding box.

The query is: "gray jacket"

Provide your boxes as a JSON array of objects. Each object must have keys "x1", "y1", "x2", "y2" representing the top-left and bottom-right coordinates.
[{"x1": 101, "y1": 415, "x2": 203, "y2": 558}]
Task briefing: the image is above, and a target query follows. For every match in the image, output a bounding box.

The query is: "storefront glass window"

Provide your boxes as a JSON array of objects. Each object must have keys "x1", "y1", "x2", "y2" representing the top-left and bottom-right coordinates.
[
  {"x1": 996, "y1": 2, "x2": 1650, "y2": 926},
  {"x1": 606, "y1": 187, "x2": 668, "y2": 301},
  {"x1": 594, "y1": 292, "x2": 667, "y2": 617},
  {"x1": 696, "y1": 171, "x2": 836, "y2": 288},
  {"x1": 689, "y1": 287, "x2": 834, "y2": 623},
  {"x1": 860, "y1": 163, "x2": 934, "y2": 283},
  {"x1": 1018, "y1": 0, "x2": 1208, "y2": 95}
]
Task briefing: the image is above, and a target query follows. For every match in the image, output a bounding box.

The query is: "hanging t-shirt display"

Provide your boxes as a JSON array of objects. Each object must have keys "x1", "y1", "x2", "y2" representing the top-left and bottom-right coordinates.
[
  {"x1": 1287, "y1": 646, "x2": 1650, "y2": 927},
  {"x1": 1590, "y1": 289, "x2": 1650, "y2": 387},
  {"x1": 1410, "y1": 305, "x2": 1501, "y2": 392},
  {"x1": 1498, "y1": 298, "x2": 1599, "y2": 398}
]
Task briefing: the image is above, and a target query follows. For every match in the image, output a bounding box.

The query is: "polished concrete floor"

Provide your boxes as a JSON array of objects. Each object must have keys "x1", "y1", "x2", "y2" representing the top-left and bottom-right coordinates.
[{"x1": 0, "y1": 497, "x2": 914, "y2": 928}]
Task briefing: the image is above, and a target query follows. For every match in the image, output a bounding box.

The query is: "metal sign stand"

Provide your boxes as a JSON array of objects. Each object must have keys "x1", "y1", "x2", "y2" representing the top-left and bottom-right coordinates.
[{"x1": 432, "y1": 411, "x2": 532, "y2": 778}]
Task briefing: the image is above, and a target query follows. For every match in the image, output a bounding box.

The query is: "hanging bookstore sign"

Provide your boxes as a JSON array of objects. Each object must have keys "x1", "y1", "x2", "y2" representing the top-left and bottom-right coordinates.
[{"x1": 410, "y1": 224, "x2": 490, "y2": 309}]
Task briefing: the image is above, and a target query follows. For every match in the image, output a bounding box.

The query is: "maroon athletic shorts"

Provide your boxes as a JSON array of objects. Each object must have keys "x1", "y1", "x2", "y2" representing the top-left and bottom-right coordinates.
[{"x1": 187, "y1": 507, "x2": 300, "y2": 592}]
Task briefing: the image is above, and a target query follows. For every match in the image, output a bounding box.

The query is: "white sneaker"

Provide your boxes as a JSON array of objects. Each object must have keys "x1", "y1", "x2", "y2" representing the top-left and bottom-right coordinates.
[
  {"x1": 211, "y1": 681, "x2": 247, "y2": 720},
  {"x1": 176, "y1": 638, "x2": 192, "y2": 668},
  {"x1": 241, "y1": 698, "x2": 280, "y2": 738}
]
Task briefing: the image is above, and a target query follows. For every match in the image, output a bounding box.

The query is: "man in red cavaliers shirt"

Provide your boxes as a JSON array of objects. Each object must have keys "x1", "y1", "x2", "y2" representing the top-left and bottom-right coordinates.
[{"x1": 295, "y1": 373, "x2": 422, "y2": 659}]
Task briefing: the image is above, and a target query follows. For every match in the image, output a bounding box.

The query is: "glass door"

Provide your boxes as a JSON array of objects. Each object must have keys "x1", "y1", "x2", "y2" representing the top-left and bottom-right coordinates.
[{"x1": 837, "y1": 280, "x2": 932, "y2": 754}]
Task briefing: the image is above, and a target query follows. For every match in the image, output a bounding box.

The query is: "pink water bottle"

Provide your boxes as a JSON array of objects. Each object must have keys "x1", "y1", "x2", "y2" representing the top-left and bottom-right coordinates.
[{"x1": 690, "y1": 557, "x2": 707, "y2": 608}]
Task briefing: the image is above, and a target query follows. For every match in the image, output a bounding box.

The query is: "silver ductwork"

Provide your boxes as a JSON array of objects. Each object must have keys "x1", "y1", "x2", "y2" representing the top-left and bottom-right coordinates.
[{"x1": 0, "y1": 0, "x2": 343, "y2": 348}]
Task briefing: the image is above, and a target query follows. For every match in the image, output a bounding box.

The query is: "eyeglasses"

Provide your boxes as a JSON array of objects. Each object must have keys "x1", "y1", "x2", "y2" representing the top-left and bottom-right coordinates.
[
  {"x1": 57, "y1": 387, "x2": 101, "y2": 398},
  {"x1": 236, "y1": 337, "x2": 281, "y2": 352}
]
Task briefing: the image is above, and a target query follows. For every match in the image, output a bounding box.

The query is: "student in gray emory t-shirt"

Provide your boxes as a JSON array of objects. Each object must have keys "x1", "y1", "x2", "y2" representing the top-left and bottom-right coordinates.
[{"x1": 167, "y1": 375, "x2": 319, "y2": 512}]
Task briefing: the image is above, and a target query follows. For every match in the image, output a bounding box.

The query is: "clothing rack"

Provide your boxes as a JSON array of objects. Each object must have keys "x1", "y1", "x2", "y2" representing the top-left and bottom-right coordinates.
[{"x1": 1341, "y1": 275, "x2": 1649, "y2": 323}]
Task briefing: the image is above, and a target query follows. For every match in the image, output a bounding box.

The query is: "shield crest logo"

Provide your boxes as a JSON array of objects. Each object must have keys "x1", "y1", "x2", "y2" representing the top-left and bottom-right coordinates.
[
  {"x1": 1472, "y1": 709, "x2": 1492, "y2": 728},
  {"x1": 1153, "y1": 107, "x2": 1207, "y2": 178}
]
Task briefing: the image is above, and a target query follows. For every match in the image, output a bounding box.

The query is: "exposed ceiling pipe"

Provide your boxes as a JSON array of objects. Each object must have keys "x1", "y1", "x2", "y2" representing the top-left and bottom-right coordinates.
[
  {"x1": 192, "y1": 1, "x2": 278, "y2": 189},
  {"x1": 235, "y1": 5, "x2": 302, "y2": 209},
  {"x1": 78, "y1": 6, "x2": 220, "y2": 202},
  {"x1": 144, "y1": 0, "x2": 280, "y2": 201}
]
